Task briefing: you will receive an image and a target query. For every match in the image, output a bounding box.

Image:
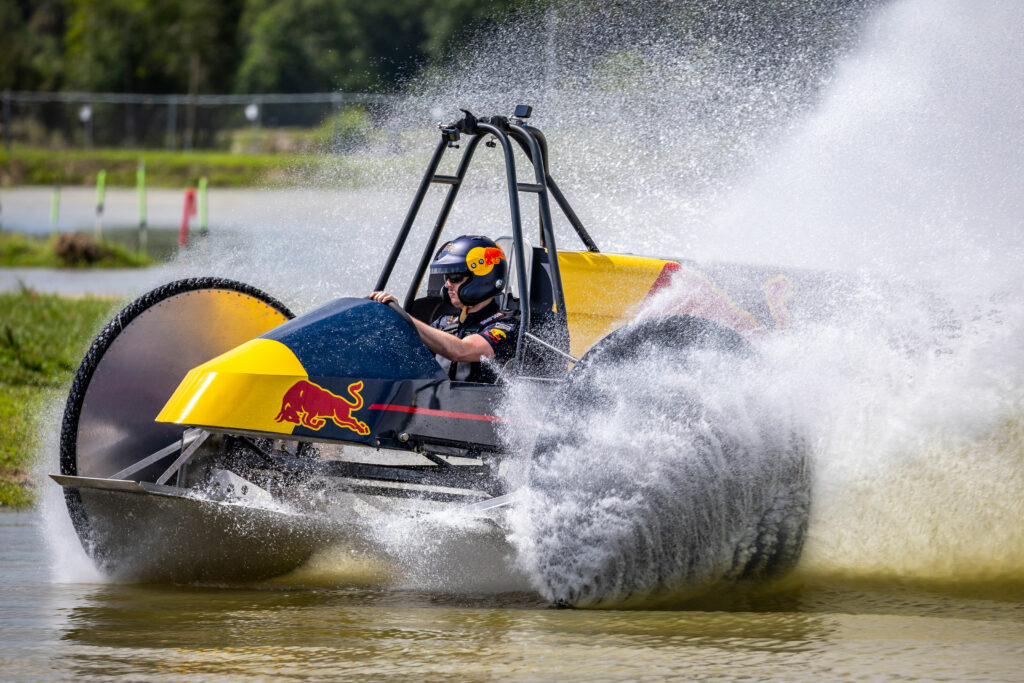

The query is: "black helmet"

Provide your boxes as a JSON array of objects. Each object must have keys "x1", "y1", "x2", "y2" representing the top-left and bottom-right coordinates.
[{"x1": 430, "y1": 235, "x2": 507, "y2": 307}]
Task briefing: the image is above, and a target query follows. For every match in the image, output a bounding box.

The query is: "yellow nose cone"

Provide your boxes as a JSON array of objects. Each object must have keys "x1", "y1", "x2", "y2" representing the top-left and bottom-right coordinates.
[{"x1": 156, "y1": 338, "x2": 308, "y2": 435}]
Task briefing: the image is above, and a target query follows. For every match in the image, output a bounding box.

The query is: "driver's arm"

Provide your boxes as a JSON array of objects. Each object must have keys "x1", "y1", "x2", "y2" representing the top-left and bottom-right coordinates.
[
  {"x1": 413, "y1": 320, "x2": 494, "y2": 362},
  {"x1": 369, "y1": 291, "x2": 495, "y2": 363}
]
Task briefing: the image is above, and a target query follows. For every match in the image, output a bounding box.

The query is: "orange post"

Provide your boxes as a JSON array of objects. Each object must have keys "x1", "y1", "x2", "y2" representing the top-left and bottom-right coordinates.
[{"x1": 179, "y1": 188, "x2": 197, "y2": 246}]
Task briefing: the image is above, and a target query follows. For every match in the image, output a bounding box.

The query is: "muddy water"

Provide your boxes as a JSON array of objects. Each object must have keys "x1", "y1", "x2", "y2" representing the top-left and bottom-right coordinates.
[
  {"x1": 4, "y1": 511, "x2": 1023, "y2": 680},
  {"x1": 6, "y1": 0, "x2": 1024, "y2": 676}
]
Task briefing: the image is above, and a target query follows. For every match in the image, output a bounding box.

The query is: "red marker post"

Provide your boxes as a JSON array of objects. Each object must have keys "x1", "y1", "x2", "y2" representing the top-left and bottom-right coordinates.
[{"x1": 179, "y1": 187, "x2": 197, "y2": 247}]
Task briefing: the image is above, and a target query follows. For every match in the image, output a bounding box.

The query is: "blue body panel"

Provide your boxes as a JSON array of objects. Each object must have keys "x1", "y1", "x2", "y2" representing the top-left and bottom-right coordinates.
[
  {"x1": 261, "y1": 298, "x2": 446, "y2": 381},
  {"x1": 254, "y1": 298, "x2": 502, "y2": 452}
]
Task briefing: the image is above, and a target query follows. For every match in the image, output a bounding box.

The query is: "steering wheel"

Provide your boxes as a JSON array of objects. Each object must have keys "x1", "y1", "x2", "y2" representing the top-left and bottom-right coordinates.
[{"x1": 386, "y1": 300, "x2": 418, "y2": 331}]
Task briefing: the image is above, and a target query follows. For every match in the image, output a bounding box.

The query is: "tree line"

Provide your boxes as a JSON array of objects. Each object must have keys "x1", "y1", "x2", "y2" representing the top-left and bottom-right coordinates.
[{"x1": 1, "y1": 0, "x2": 533, "y2": 95}]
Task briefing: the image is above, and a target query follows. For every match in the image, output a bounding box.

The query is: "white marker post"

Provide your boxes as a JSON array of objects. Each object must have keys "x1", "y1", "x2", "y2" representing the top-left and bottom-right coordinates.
[{"x1": 50, "y1": 184, "x2": 60, "y2": 238}]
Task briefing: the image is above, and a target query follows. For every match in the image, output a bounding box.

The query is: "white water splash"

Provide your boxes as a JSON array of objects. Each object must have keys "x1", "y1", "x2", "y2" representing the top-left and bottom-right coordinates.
[
  {"x1": 504, "y1": 326, "x2": 810, "y2": 605},
  {"x1": 42, "y1": 0, "x2": 1024, "y2": 600},
  {"x1": 495, "y1": 0, "x2": 1024, "y2": 602},
  {"x1": 710, "y1": 0, "x2": 1024, "y2": 584},
  {"x1": 36, "y1": 400, "x2": 105, "y2": 584}
]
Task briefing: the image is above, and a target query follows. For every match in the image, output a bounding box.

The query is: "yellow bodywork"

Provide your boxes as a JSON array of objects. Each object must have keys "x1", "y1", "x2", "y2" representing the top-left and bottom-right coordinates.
[
  {"x1": 557, "y1": 251, "x2": 676, "y2": 357},
  {"x1": 156, "y1": 338, "x2": 307, "y2": 433},
  {"x1": 157, "y1": 250, "x2": 675, "y2": 429}
]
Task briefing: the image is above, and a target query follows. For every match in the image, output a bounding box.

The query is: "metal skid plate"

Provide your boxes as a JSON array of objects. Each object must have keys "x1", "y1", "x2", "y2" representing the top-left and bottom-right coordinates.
[{"x1": 53, "y1": 475, "x2": 332, "y2": 582}]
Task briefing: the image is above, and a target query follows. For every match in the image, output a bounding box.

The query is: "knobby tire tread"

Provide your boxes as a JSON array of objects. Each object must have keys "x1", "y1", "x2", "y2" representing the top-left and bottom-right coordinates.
[{"x1": 57, "y1": 277, "x2": 292, "y2": 570}]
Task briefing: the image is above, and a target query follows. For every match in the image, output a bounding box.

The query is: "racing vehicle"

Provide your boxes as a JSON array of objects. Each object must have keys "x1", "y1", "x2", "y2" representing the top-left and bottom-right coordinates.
[{"x1": 52, "y1": 107, "x2": 810, "y2": 595}]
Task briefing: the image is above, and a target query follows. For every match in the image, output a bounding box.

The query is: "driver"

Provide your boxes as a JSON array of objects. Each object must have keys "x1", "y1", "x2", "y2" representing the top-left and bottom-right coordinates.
[{"x1": 370, "y1": 235, "x2": 519, "y2": 383}]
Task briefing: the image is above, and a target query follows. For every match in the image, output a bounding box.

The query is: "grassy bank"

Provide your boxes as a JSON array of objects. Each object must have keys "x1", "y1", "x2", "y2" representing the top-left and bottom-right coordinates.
[
  {"x1": 0, "y1": 289, "x2": 120, "y2": 507},
  {"x1": 0, "y1": 147, "x2": 315, "y2": 188},
  {"x1": 1, "y1": 232, "x2": 155, "y2": 268},
  {"x1": 0, "y1": 145, "x2": 404, "y2": 188}
]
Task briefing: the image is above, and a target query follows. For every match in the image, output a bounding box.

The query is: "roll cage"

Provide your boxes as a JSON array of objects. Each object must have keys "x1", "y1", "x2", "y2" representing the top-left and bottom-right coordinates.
[{"x1": 373, "y1": 107, "x2": 600, "y2": 374}]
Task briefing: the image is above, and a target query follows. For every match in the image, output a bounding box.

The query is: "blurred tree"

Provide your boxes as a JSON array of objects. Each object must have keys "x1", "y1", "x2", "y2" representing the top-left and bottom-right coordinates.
[
  {"x1": 159, "y1": 0, "x2": 244, "y2": 146},
  {"x1": 420, "y1": 0, "x2": 534, "y2": 64},
  {"x1": 359, "y1": 0, "x2": 429, "y2": 87},
  {"x1": 0, "y1": 0, "x2": 66, "y2": 90},
  {"x1": 235, "y1": 0, "x2": 530, "y2": 93},
  {"x1": 0, "y1": 2, "x2": 28, "y2": 91},
  {"x1": 65, "y1": 0, "x2": 161, "y2": 93},
  {"x1": 17, "y1": 0, "x2": 882, "y2": 99},
  {"x1": 6, "y1": 0, "x2": 534, "y2": 95},
  {"x1": 64, "y1": 0, "x2": 244, "y2": 145},
  {"x1": 64, "y1": 0, "x2": 243, "y2": 93},
  {"x1": 235, "y1": 0, "x2": 375, "y2": 92}
]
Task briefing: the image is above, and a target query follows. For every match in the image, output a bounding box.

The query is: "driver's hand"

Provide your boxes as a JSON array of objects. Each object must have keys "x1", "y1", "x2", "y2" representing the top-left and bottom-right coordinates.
[{"x1": 369, "y1": 291, "x2": 398, "y2": 304}]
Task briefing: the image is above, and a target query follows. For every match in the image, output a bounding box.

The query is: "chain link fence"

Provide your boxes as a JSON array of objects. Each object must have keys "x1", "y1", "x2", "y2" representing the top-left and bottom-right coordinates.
[{"x1": 1, "y1": 91, "x2": 397, "y2": 153}]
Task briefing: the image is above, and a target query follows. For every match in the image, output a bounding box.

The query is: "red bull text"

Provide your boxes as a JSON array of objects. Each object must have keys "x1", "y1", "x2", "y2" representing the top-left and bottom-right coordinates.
[{"x1": 275, "y1": 379, "x2": 370, "y2": 435}]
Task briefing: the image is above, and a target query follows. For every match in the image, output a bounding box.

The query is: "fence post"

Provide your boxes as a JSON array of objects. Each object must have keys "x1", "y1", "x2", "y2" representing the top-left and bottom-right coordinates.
[
  {"x1": 244, "y1": 99, "x2": 261, "y2": 153},
  {"x1": 167, "y1": 98, "x2": 177, "y2": 151},
  {"x1": 4, "y1": 90, "x2": 398, "y2": 152},
  {"x1": 185, "y1": 91, "x2": 196, "y2": 151},
  {"x1": 137, "y1": 161, "x2": 147, "y2": 255},
  {"x1": 2, "y1": 90, "x2": 11, "y2": 150},
  {"x1": 332, "y1": 93, "x2": 341, "y2": 146},
  {"x1": 126, "y1": 100, "x2": 136, "y2": 149},
  {"x1": 80, "y1": 104, "x2": 93, "y2": 149}
]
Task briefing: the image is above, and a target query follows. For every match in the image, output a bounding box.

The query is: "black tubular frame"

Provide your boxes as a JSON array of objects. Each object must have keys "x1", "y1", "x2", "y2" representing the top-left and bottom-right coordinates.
[{"x1": 374, "y1": 109, "x2": 600, "y2": 367}]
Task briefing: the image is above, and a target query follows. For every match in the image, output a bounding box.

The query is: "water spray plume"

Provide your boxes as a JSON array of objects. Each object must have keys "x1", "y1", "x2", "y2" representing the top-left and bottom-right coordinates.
[{"x1": 41, "y1": 0, "x2": 1024, "y2": 603}]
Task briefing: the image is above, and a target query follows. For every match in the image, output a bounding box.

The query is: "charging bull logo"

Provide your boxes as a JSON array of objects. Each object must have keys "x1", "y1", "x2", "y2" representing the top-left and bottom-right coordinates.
[
  {"x1": 466, "y1": 246, "x2": 505, "y2": 276},
  {"x1": 275, "y1": 380, "x2": 370, "y2": 435}
]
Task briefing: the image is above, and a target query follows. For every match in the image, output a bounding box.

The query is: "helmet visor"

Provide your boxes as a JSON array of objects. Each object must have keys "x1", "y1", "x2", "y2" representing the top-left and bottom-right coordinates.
[{"x1": 444, "y1": 272, "x2": 472, "y2": 285}]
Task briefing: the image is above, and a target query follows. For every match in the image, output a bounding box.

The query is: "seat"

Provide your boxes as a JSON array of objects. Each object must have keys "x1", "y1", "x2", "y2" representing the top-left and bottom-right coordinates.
[{"x1": 494, "y1": 235, "x2": 532, "y2": 313}]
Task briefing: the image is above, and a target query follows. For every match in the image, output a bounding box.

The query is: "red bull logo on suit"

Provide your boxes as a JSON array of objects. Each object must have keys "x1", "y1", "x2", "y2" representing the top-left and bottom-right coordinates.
[
  {"x1": 484, "y1": 327, "x2": 507, "y2": 343},
  {"x1": 275, "y1": 379, "x2": 370, "y2": 435}
]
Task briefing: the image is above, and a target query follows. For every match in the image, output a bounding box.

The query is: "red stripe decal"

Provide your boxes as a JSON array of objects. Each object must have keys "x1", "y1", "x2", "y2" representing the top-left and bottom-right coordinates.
[
  {"x1": 368, "y1": 404, "x2": 502, "y2": 422},
  {"x1": 645, "y1": 261, "x2": 682, "y2": 299}
]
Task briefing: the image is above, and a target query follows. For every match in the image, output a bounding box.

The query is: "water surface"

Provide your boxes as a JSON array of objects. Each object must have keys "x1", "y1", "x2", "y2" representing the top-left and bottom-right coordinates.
[{"x1": 4, "y1": 511, "x2": 1023, "y2": 680}]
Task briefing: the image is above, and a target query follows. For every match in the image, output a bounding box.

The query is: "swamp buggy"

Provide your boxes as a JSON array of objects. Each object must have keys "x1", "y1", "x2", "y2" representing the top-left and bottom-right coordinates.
[{"x1": 53, "y1": 107, "x2": 810, "y2": 591}]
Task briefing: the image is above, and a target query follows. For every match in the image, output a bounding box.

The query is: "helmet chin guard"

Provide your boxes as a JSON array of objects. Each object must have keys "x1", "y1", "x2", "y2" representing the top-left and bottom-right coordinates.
[{"x1": 431, "y1": 235, "x2": 508, "y2": 307}]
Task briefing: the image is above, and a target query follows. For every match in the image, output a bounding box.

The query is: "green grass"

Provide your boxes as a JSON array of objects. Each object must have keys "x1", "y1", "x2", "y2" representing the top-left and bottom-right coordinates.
[
  {"x1": 0, "y1": 289, "x2": 120, "y2": 507},
  {"x1": 0, "y1": 146, "x2": 314, "y2": 188},
  {"x1": 0, "y1": 384, "x2": 59, "y2": 507},
  {"x1": 0, "y1": 145, "x2": 401, "y2": 188},
  {"x1": 0, "y1": 232, "x2": 155, "y2": 268}
]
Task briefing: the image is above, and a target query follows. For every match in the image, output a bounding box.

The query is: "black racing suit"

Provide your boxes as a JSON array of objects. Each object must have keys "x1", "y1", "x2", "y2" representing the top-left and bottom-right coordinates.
[{"x1": 430, "y1": 300, "x2": 519, "y2": 383}]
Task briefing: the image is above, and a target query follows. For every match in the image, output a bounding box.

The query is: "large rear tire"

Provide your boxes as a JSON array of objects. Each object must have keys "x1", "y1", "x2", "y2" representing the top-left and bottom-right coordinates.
[
  {"x1": 59, "y1": 278, "x2": 295, "y2": 574},
  {"x1": 525, "y1": 315, "x2": 810, "y2": 606}
]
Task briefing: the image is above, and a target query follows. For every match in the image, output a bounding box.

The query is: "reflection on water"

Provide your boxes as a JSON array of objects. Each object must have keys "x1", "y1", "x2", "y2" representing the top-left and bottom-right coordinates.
[
  {"x1": 4, "y1": 512, "x2": 1023, "y2": 680},
  {"x1": 44, "y1": 582, "x2": 1024, "y2": 680},
  {"x1": 55, "y1": 586, "x2": 823, "y2": 679}
]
